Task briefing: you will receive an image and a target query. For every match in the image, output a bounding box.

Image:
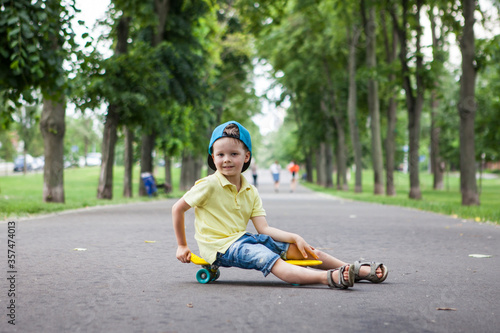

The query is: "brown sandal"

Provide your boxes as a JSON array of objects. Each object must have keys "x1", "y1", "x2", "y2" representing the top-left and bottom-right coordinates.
[
  {"x1": 327, "y1": 264, "x2": 354, "y2": 289},
  {"x1": 353, "y1": 261, "x2": 388, "y2": 283}
]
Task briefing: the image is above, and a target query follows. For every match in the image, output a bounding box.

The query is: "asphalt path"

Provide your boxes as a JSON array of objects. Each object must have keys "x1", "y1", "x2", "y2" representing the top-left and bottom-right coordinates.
[{"x1": 1, "y1": 170, "x2": 499, "y2": 333}]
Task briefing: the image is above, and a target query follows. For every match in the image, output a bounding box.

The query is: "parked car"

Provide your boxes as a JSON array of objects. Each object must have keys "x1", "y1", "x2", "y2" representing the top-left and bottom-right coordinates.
[
  {"x1": 79, "y1": 152, "x2": 102, "y2": 167},
  {"x1": 32, "y1": 156, "x2": 45, "y2": 171},
  {"x1": 13, "y1": 155, "x2": 34, "y2": 172},
  {"x1": 86, "y1": 153, "x2": 102, "y2": 166}
]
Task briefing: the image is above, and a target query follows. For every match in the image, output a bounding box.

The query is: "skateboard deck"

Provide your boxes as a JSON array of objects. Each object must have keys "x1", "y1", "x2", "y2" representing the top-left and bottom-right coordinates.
[{"x1": 190, "y1": 253, "x2": 323, "y2": 284}]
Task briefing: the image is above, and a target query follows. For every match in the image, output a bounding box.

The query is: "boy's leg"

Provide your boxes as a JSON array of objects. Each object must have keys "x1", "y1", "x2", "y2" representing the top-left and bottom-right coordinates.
[
  {"x1": 286, "y1": 243, "x2": 384, "y2": 279},
  {"x1": 286, "y1": 243, "x2": 347, "y2": 269},
  {"x1": 271, "y1": 258, "x2": 350, "y2": 286}
]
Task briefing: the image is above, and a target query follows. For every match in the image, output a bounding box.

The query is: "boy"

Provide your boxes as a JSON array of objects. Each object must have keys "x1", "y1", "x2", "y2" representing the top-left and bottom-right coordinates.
[{"x1": 172, "y1": 121, "x2": 387, "y2": 288}]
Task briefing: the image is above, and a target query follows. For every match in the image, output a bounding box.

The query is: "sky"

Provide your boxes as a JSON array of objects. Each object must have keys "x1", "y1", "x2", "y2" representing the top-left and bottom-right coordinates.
[{"x1": 74, "y1": 0, "x2": 110, "y2": 30}]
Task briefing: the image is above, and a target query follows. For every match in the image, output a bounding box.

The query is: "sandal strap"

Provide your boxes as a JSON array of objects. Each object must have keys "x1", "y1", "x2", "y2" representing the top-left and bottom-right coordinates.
[
  {"x1": 354, "y1": 261, "x2": 388, "y2": 283},
  {"x1": 327, "y1": 268, "x2": 346, "y2": 289},
  {"x1": 327, "y1": 266, "x2": 352, "y2": 289}
]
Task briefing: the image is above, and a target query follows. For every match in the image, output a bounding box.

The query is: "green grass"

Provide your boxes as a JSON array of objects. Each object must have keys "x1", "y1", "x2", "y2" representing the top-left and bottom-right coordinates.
[
  {"x1": 303, "y1": 170, "x2": 500, "y2": 225},
  {"x1": 0, "y1": 166, "x2": 184, "y2": 220}
]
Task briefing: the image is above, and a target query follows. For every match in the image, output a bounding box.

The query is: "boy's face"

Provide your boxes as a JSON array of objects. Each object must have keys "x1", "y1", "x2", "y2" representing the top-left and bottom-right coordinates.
[{"x1": 211, "y1": 137, "x2": 251, "y2": 180}]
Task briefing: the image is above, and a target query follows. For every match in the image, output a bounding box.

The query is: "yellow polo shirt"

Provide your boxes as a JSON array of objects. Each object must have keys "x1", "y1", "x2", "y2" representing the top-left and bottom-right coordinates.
[{"x1": 183, "y1": 171, "x2": 266, "y2": 264}]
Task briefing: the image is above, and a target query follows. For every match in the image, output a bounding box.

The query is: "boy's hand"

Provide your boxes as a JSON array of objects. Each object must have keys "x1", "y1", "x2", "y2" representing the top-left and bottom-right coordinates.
[
  {"x1": 176, "y1": 245, "x2": 192, "y2": 263},
  {"x1": 294, "y1": 236, "x2": 319, "y2": 260}
]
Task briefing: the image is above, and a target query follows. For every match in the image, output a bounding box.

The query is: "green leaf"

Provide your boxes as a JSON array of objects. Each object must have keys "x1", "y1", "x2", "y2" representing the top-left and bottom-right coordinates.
[
  {"x1": 21, "y1": 25, "x2": 34, "y2": 39},
  {"x1": 55, "y1": 76, "x2": 65, "y2": 88},
  {"x1": 26, "y1": 44, "x2": 37, "y2": 53},
  {"x1": 10, "y1": 60, "x2": 19, "y2": 70},
  {"x1": 8, "y1": 27, "x2": 21, "y2": 39},
  {"x1": 7, "y1": 16, "x2": 19, "y2": 26},
  {"x1": 37, "y1": 11, "x2": 47, "y2": 21}
]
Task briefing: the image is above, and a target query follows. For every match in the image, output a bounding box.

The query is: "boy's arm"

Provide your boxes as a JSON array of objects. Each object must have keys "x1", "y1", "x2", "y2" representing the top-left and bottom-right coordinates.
[
  {"x1": 172, "y1": 198, "x2": 193, "y2": 263},
  {"x1": 251, "y1": 215, "x2": 318, "y2": 259}
]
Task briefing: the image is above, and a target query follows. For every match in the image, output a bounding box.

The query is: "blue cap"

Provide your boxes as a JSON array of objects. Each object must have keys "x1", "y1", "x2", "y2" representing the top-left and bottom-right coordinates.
[{"x1": 207, "y1": 121, "x2": 252, "y2": 172}]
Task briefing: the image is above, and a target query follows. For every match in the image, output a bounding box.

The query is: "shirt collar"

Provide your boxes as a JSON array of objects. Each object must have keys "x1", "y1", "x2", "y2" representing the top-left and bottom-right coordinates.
[{"x1": 214, "y1": 171, "x2": 251, "y2": 191}]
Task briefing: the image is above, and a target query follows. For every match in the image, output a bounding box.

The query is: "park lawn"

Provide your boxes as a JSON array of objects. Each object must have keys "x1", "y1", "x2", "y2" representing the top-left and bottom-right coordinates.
[
  {"x1": 0, "y1": 166, "x2": 183, "y2": 220},
  {"x1": 303, "y1": 170, "x2": 500, "y2": 225}
]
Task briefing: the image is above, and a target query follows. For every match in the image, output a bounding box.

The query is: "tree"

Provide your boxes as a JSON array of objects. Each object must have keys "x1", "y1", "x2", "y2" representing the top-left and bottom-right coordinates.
[
  {"x1": 39, "y1": 0, "x2": 79, "y2": 203},
  {"x1": 138, "y1": 0, "x2": 212, "y2": 195},
  {"x1": 429, "y1": 4, "x2": 447, "y2": 190},
  {"x1": 97, "y1": 14, "x2": 130, "y2": 200},
  {"x1": 380, "y1": 5, "x2": 399, "y2": 196},
  {"x1": 1, "y1": 0, "x2": 49, "y2": 123},
  {"x1": 122, "y1": 125, "x2": 134, "y2": 197},
  {"x1": 390, "y1": 0, "x2": 426, "y2": 200},
  {"x1": 345, "y1": 17, "x2": 363, "y2": 192},
  {"x1": 245, "y1": 0, "x2": 353, "y2": 189},
  {"x1": 362, "y1": 0, "x2": 384, "y2": 195},
  {"x1": 457, "y1": 0, "x2": 479, "y2": 205},
  {"x1": 1, "y1": 0, "x2": 78, "y2": 203}
]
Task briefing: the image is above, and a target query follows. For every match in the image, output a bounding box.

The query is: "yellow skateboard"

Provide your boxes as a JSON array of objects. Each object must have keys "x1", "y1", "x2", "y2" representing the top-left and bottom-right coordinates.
[{"x1": 190, "y1": 253, "x2": 323, "y2": 284}]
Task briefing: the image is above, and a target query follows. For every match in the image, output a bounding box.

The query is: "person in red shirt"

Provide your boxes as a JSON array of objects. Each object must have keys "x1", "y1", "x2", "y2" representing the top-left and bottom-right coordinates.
[{"x1": 287, "y1": 160, "x2": 300, "y2": 192}]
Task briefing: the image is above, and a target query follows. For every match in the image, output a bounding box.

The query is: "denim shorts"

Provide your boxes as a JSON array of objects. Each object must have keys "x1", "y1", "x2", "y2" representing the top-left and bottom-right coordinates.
[{"x1": 213, "y1": 233, "x2": 290, "y2": 277}]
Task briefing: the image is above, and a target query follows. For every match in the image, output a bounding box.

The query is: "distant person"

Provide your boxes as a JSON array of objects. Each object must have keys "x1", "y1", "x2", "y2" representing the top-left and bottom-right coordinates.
[
  {"x1": 287, "y1": 160, "x2": 300, "y2": 192},
  {"x1": 269, "y1": 160, "x2": 281, "y2": 192},
  {"x1": 251, "y1": 160, "x2": 258, "y2": 187},
  {"x1": 172, "y1": 121, "x2": 388, "y2": 289}
]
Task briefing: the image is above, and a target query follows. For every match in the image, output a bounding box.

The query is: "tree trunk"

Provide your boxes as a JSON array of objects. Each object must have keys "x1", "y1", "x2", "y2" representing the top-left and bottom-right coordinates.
[
  {"x1": 410, "y1": 0, "x2": 424, "y2": 200},
  {"x1": 180, "y1": 150, "x2": 201, "y2": 191},
  {"x1": 363, "y1": 3, "x2": 384, "y2": 195},
  {"x1": 154, "y1": 0, "x2": 171, "y2": 46},
  {"x1": 325, "y1": 141, "x2": 333, "y2": 188},
  {"x1": 320, "y1": 97, "x2": 334, "y2": 188},
  {"x1": 97, "y1": 105, "x2": 119, "y2": 199},
  {"x1": 429, "y1": 8, "x2": 444, "y2": 190},
  {"x1": 408, "y1": 100, "x2": 423, "y2": 200},
  {"x1": 391, "y1": 0, "x2": 423, "y2": 200},
  {"x1": 430, "y1": 90, "x2": 444, "y2": 190},
  {"x1": 305, "y1": 150, "x2": 314, "y2": 183},
  {"x1": 458, "y1": 0, "x2": 480, "y2": 205},
  {"x1": 316, "y1": 143, "x2": 327, "y2": 187},
  {"x1": 123, "y1": 125, "x2": 134, "y2": 198},
  {"x1": 334, "y1": 121, "x2": 348, "y2": 191},
  {"x1": 139, "y1": 132, "x2": 156, "y2": 196},
  {"x1": 161, "y1": 143, "x2": 172, "y2": 193},
  {"x1": 347, "y1": 24, "x2": 363, "y2": 193},
  {"x1": 323, "y1": 61, "x2": 347, "y2": 190},
  {"x1": 381, "y1": 8, "x2": 398, "y2": 196},
  {"x1": 40, "y1": 96, "x2": 66, "y2": 203},
  {"x1": 39, "y1": 1, "x2": 66, "y2": 204},
  {"x1": 164, "y1": 155, "x2": 172, "y2": 193},
  {"x1": 97, "y1": 15, "x2": 130, "y2": 199},
  {"x1": 385, "y1": 97, "x2": 397, "y2": 196},
  {"x1": 137, "y1": 0, "x2": 170, "y2": 195}
]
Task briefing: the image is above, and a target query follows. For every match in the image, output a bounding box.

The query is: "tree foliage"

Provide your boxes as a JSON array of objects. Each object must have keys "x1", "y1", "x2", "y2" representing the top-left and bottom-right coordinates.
[{"x1": 0, "y1": 0, "x2": 78, "y2": 127}]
